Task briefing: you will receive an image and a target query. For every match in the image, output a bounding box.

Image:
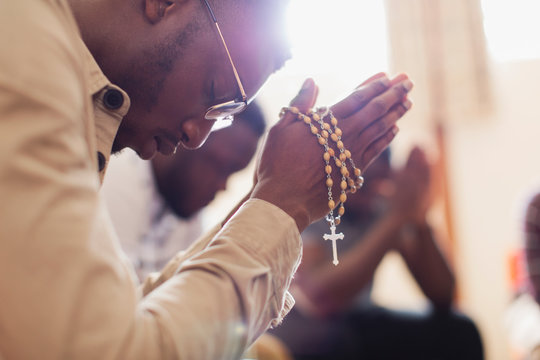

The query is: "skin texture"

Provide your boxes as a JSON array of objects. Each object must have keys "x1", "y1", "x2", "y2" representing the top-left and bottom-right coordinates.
[
  {"x1": 295, "y1": 147, "x2": 456, "y2": 317},
  {"x1": 151, "y1": 116, "x2": 261, "y2": 218},
  {"x1": 69, "y1": 0, "x2": 414, "y2": 232}
]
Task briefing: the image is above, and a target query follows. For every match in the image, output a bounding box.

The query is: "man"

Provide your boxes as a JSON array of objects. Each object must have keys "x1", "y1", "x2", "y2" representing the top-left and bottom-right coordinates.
[
  {"x1": 271, "y1": 147, "x2": 484, "y2": 359},
  {"x1": 102, "y1": 102, "x2": 266, "y2": 280},
  {"x1": 0, "y1": 0, "x2": 413, "y2": 358}
]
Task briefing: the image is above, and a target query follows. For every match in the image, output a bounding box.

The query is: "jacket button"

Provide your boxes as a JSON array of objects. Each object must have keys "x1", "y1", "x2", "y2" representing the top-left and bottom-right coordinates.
[
  {"x1": 97, "y1": 152, "x2": 106, "y2": 172},
  {"x1": 103, "y1": 89, "x2": 124, "y2": 110}
]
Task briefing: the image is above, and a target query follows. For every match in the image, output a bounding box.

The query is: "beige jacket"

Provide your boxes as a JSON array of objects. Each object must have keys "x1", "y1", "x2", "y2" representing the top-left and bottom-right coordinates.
[{"x1": 0, "y1": 1, "x2": 301, "y2": 359}]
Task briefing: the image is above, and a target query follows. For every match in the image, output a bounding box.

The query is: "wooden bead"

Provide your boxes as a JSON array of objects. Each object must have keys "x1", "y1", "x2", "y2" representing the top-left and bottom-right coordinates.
[
  {"x1": 318, "y1": 137, "x2": 327, "y2": 145},
  {"x1": 354, "y1": 168, "x2": 361, "y2": 177},
  {"x1": 323, "y1": 152, "x2": 331, "y2": 162},
  {"x1": 326, "y1": 178, "x2": 333, "y2": 187},
  {"x1": 348, "y1": 178, "x2": 355, "y2": 187},
  {"x1": 322, "y1": 130, "x2": 329, "y2": 138},
  {"x1": 325, "y1": 165, "x2": 332, "y2": 174},
  {"x1": 335, "y1": 159, "x2": 342, "y2": 168},
  {"x1": 312, "y1": 113, "x2": 320, "y2": 121},
  {"x1": 340, "y1": 193, "x2": 347, "y2": 203},
  {"x1": 311, "y1": 125, "x2": 318, "y2": 134},
  {"x1": 338, "y1": 206, "x2": 345, "y2": 216},
  {"x1": 328, "y1": 148, "x2": 335, "y2": 157},
  {"x1": 337, "y1": 140, "x2": 344, "y2": 149},
  {"x1": 330, "y1": 133, "x2": 339, "y2": 142},
  {"x1": 335, "y1": 128, "x2": 343, "y2": 137},
  {"x1": 328, "y1": 199, "x2": 335, "y2": 209},
  {"x1": 323, "y1": 123, "x2": 331, "y2": 130},
  {"x1": 290, "y1": 107, "x2": 299, "y2": 114},
  {"x1": 341, "y1": 167, "x2": 349, "y2": 177},
  {"x1": 340, "y1": 153, "x2": 347, "y2": 162},
  {"x1": 341, "y1": 180, "x2": 347, "y2": 190},
  {"x1": 345, "y1": 150, "x2": 352, "y2": 159},
  {"x1": 331, "y1": 116, "x2": 338, "y2": 126},
  {"x1": 303, "y1": 115, "x2": 311, "y2": 124},
  {"x1": 350, "y1": 186, "x2": 357, "y2": 194},
  {"x1": 335, "y1": 218, "x2": 341, "y2": 225}
]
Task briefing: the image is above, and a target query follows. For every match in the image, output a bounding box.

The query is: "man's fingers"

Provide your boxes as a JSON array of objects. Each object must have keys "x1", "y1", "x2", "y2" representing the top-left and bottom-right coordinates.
[
  {"x1": 346, "y1": 79, "x2": 413, "y2": 129},
  {"x1": 289, "y1": 78, "x2": 318, "y2": 112},
  {"x1": 359, "y1": 126, "x2": 399, "y2": 170},
  {"x1": 279, "y1": 78, "x2": 318, "y2": 126},
  {"x1": 331, "y1": 76, "x2": 391, "y2": 119},
  {"x1": 356, "y1": 72, "x2": 388, "y2": 88}
]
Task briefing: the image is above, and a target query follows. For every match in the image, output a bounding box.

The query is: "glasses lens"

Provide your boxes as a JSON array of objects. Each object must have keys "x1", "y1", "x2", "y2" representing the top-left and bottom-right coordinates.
[{"x1": 205, "y1": 101, "x2": 246, "y2": 120}]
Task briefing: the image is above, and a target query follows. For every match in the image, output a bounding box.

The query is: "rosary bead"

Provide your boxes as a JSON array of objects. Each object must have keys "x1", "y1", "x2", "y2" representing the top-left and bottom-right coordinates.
[
  {"x1": 348, "y1": 178, "x2": 355, "y2": 187},
  {"x1": 335, "y1": 128, "x2": 343, "y2": 137},
  {"x1": 335, "y1": 218, "x2": 341, "y2": 225},
  {"x1": 331, "y1": 116, "x2": 338, "y2": 126},
  {"x1": 328, "y1": 199, "x2": 336, "y2": 209},
  {"x1": 357, "y1": 176, "x2": 365, "y2": 186},
  {"x1": 290, "y1": 107, "x2": 299, "y2": 114},
  {"x1": 338, "y1": 206, "x2": 345, "y2": 216},
  {"x1": 325, "y1": 165, "x2": 332, "y2": 174},
  {"x1": 311, "y1": 125, "x2": 318, "y2": 134},
  {"x1": 328, "y1": 148, "x2": 335, "y2": 157},
  {"x1": 303, "y1": 115, "x2": 311, "y2": 124},
  {"x1": 340, "y1": 153, "x2": 347, "y2": 162},
  {"x1": 323, "y1": 122, "x2": 331, "y2": 131},
  {"x1": 340, "y1": 193, "x2": 347, "y2": 203},
  {"x1": 323, "y1": 152, "x2": 331, "y2": 161},
  {"x1": 322, "y1": 130, "x2": 329, "y2": 138},
  {"x1": 341, "y1": 180, "x2": 348, "y2": 190},
  {"x1": 330, "y1": 133, "x2": 339, "y2": 142},
  {"x1": 335, "y1": 159, "x2": 342, "y2": 168},
  {"x1": 340, "y1": 166, "x2": 349, "y2": 176},
  {"x1": 326, "y1": 178, "x2": 334, "y2": 187},
  {"x1": 337, "y1": 140, "x2": 344, "y2": 149},
  {"x1": 345, "y1": 150, "x2": 352, "y2": 159},
  {"x1": 312, "y1": 113, "x2": 320, "y2": 121},
  {"x1": 318, "y1": 137, "x2": 327, "y2": 146},
  {"x1": 354, "y1": 168, "x2": 361, "y2": 177},
  {"x1": 350, "y1": 186, "x2": 357, "y2": 194}
]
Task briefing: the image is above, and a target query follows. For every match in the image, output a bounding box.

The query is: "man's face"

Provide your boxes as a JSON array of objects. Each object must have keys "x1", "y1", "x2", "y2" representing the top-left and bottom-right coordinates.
[
  {"x1": 151, "y1": 121, "x2": 260, "y2": 218},
  {"x1": 111, "y1": 1, "x2": 288, "y2": 160}
]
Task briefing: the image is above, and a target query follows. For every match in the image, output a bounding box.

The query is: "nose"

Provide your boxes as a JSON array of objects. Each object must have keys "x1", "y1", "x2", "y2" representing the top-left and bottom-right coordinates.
[{"x1": 181, "y1": 117, "x2": 216, "y2": 149}]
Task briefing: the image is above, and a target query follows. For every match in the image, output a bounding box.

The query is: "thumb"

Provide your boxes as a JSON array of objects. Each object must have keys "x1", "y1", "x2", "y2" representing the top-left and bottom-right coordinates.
[{"x1": 289, "y1": 78, "x2": 318, "y2": 114}]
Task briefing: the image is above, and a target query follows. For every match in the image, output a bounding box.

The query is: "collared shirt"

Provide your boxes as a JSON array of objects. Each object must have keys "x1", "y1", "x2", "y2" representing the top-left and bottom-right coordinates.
[{"x1": 0, "y1": 1, "x2": 302, "y2": 359}]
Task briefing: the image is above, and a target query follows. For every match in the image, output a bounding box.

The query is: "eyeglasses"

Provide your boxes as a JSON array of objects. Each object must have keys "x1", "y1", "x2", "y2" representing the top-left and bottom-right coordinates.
[{"x1": 201, "y1": 0, "x2": 248, "y2": 123}]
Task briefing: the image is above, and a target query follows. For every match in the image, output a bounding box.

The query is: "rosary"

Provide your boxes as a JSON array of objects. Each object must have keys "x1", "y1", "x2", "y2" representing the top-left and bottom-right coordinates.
[{"x1": 279, "y1": 106, "x2": 365, "y2": 265}]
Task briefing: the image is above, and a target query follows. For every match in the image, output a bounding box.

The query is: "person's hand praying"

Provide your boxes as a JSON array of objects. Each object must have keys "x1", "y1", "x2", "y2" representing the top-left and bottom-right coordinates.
[
  {"x1": 252, "y1": 73, "x2": 413, "y2": 232},
  {"x1": 387, "y1": 146, "x2": 431, "y2": 224}
]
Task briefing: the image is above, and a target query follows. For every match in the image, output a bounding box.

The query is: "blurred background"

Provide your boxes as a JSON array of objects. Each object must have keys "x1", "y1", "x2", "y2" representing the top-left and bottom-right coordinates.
[{"x1": 203, "y1": 1, "x2": 540, "y2": 359}]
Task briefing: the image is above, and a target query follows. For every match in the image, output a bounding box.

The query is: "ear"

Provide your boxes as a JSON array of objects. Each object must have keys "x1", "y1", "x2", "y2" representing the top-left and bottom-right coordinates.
[{"x1": 144, "y1": 0, "x2": 176, "y2": 24}]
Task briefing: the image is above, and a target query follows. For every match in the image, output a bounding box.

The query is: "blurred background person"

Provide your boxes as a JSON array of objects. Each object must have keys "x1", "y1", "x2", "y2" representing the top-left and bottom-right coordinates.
[
  {"x1": 506, "y1": 191, "x2": 540, "y2": 360},
  {"x1": 270, "y1": 147, "x2": 484, "y2": 359},
  {"x1": 101, "y1": 102, "x2": 265, "y2": 280}
]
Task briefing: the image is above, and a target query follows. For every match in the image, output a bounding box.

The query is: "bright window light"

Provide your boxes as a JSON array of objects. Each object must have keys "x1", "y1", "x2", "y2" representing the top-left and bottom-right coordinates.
[
  {"x1": 284, "y1": 0, "x2": 389, "y2": 86},
  {"x1": 482, "y1": 0, "x2": 540, "y2": 62}
]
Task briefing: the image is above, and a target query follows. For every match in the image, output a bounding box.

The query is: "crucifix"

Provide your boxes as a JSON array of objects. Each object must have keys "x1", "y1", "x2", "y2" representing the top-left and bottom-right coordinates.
[{"x1": 323, "y1": 224, "x2": 344, "y2": 266}]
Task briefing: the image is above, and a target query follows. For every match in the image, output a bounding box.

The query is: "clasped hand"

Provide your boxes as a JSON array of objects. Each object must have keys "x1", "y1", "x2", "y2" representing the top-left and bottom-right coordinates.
[{"x1": 252, "y1": 73, "x2": 413, "y2": 232}]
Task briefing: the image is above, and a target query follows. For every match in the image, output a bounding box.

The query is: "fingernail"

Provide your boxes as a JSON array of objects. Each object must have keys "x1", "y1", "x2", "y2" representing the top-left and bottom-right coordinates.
[
  {"x1": 403, "y1": 99, "x2": 413, "y2": 110},
  {"x1": 402, "y1": 79, "x2": 414, "y2": 92},
  {"x1": 380, "y1": 77, "x2": 391, "y2": 87},
  {"x1": 301, "y1": 78, "x2": 313, "y2": 91}
]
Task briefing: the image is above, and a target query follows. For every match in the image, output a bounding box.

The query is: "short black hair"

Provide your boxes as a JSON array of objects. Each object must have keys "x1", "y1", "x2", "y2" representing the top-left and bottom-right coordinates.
[{"x1": 235, "y1": 101, "x2": 266, "y2": 137}]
